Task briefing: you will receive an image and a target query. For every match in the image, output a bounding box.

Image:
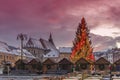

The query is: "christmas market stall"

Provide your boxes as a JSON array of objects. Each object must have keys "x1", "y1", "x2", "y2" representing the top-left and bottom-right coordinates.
[
  {"x1": 42, "y1": 58, "x2": 57, "y2": 74},
  {"x1": 75, "y1": 58, "x2": 90, "y2": 72},
  {"x1": 26, "y1": 59, "x2": 42, "y2": 73},
  {"x1": 58, "y1": 58, "x2": 73, "y2": 73},
  {"x1": 95, "y1": 57, "x2": 110, "y2": 74},
  {"x1": 114, "y1": 59, "x2": 120, "y2": 72},
  {"x1": 15, "y1": 59, "x2": 28, "y2": 70}
]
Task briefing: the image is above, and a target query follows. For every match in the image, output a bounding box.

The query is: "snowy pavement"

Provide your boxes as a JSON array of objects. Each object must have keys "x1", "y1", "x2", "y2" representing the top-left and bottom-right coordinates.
[
  {"x1": 0, "y1": 76, "x2": 41, "y2": 80},
  {"x1": 0, "y1": 74, "x2": 63, "y2": 80},
  {"x1": 0, "y1": 75, "x2": 52, "y2": 80}
]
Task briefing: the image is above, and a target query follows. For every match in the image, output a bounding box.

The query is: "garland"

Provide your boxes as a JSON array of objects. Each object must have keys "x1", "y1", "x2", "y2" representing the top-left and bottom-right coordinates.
[
  {"x1": 99, "y1": 64, "x2": 105, "y2": 70},
  {"x1": 80, "y1": 64, "x2": 87, "y2": 69},
  {"x1": 47, "y1": 65, "x2": 51, "y2": 69}
]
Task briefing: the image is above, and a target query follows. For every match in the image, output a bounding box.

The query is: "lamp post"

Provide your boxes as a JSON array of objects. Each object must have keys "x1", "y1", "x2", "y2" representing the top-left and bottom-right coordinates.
[
  {"x1": 109, "y1": 64, "x2": 112, "y2": 80},
  {"x1": 7, "y1": 65, "x2": 10, "y2": 76},
  {"x1": 17, "y1": 33, "x2": 27, "y2": 70}
]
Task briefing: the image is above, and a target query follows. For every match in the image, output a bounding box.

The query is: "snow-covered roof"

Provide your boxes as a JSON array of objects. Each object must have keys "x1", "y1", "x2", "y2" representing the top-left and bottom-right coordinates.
[
  {"x1": 59, "y1": 47, "x2": 72, "y2": 53},
  {"x1": 12, "y1": 49, "x2": 35, "y2": 58},
  {"x1": 0, "y1": 41, "x2": 34, "y2": 58},
  {"x1": 40, "y1": 38, "x2": 59, "y2": 57},
  {"x1": 0, "y1": 41, "x2": 13, "y2": 53},
  {"x1": 26, "y1": 38, "x2": 43, "y2": 49},
  {"x1": 40, "y1": 38, "x2": 57, "y2": 50},
  {"x1": 43, "y1": 49, "x2": 59, "y2": 57}
]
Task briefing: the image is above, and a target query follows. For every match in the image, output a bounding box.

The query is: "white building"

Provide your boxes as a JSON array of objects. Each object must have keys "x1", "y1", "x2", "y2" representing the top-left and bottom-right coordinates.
[
  {"x1": 95, "y1": 48, "x2": 120, "y2": 64},
  {"x1": 106, "y1": 48, "x2": 120, "y2": 63},
  {"x1": 24, "y1": 34, "x2": 60, "y2": 62},
  {"x1": 107, "y1": 52, "x2": 113, "y2": 64}
]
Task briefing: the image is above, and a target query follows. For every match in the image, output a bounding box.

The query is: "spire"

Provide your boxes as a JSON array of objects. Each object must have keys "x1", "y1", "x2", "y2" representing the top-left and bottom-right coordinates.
[
  {"x1": 81, "y1": 17, "x2": 86, "y2": 29},
  {"x1": 48, "y1": 33, "x2": 55, "y2": 46},
  {"x1": 81, "y1": 17, "x2": 85, "y2": 24}
]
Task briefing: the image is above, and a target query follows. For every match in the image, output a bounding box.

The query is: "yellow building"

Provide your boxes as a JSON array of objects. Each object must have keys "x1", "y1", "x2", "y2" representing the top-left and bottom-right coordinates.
[
  {"x1": 0, "y1": 41, "x2": 34, "y2": 67},
  {"x1": 0, "y1": 52, "x2": 18, "y2": 67}
]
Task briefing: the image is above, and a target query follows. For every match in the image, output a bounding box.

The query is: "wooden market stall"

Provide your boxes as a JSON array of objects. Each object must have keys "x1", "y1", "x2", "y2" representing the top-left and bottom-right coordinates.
[{"x1": 58, "y1": 58, "x2": 73, "y2": 73}]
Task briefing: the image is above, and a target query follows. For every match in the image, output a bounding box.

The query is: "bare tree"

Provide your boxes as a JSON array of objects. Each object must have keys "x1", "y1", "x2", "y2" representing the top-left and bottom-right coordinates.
[{"x1": 17, "y1": 33, "x2": 27, "y2": 61}]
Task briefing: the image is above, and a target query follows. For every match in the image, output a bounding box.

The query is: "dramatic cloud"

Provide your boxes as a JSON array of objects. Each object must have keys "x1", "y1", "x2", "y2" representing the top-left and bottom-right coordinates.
[
  {"x1": 90, "y1": 33, "x2": 120, "y2": 51},
  {"x1": 0, "y1": 0, "x2": 120, "y2": 51}
]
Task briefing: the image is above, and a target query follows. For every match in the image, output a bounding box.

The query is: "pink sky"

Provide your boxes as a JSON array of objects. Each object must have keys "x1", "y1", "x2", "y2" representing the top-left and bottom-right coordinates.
[{"x1": 0, "y1": 0, "x2": 120, "y2": 52}]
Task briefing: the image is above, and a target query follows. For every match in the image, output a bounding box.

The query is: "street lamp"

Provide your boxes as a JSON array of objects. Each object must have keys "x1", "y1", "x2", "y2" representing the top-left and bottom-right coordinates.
[{"x1": 17, "y1": 33, "x2": 27, "y2": 70}]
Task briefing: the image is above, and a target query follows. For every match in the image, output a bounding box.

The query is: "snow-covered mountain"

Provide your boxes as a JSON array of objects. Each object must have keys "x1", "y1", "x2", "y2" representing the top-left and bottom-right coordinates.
[{"x1": 0, "y1": 41, "x2": 34, "y2": 58}]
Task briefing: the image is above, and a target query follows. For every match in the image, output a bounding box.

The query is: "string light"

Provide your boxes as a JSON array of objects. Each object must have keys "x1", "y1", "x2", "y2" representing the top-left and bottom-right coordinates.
[{"x1": 71, "y1": 18, "x2": 95, "y2": 63}]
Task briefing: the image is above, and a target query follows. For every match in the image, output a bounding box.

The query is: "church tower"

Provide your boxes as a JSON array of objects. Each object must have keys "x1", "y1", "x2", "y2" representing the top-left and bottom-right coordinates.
[{"x1": 48, "y1": 33, "x2": 55, "y2": 46}]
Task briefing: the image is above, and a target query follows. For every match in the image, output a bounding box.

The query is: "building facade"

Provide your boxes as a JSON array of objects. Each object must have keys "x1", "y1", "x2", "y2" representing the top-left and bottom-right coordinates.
[
  {"x1": 95, "y1": 48, "x2": 120, "y2": 64},
  {"x1": 24, "y1": 38, "x2": 45, "y2": 61},
  {"x1": 24, "y1": 34, "x2": 60, "y2": 62},
  {"x1": 107, "y1": 48, "x2": 120, "y2": 63},
  {"x1": 0, "y1": 41, "x2": 34, "y2": 67}
]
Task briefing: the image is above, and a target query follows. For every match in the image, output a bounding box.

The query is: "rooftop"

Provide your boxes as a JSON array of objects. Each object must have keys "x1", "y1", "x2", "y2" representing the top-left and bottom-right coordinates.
[{"x1": 59, "y1": 47, "x2": 72, "y2": 53}]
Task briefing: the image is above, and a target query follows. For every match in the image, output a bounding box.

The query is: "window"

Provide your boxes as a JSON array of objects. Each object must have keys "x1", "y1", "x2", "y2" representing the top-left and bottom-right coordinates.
[
  {"x1": 12, "y1": 57, "x2": 14, "y2": 60},
  {"x1": 7, "y1": 56, "x2": 8, "y2": 59}
]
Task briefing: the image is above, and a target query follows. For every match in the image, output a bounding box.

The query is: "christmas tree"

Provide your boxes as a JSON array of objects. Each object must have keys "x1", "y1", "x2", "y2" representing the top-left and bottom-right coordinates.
[{"x1": 70, "y1": 17, "x2": 94, "y2": 63}]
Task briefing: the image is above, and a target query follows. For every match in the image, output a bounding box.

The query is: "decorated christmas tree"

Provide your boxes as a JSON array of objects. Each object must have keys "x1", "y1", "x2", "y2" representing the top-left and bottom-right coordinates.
[{"x1": 70, "y1": 17, "x2": 94, "y2": 63}]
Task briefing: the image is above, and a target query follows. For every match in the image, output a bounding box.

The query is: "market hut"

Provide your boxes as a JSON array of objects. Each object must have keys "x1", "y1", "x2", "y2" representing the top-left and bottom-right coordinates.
[
  {"x1": 42, "y1": 58, "x2": 57, "y2": 73},
  {"x1": 95, "y1": 57, "x2": 110, "y2": 73},
  {"x1": 58, "y1": 58, "x2": 73, "y2": 72},
  {"x1": 75, "y1": 58, "x2": 90, "y2": 71},
  {"x1": 15, "y1": 59, "x2": 28, "y2": 70},
  {"x1": 114, "y1": 59, "x2": 120, "y2": 71},
  {"x1": 27, "y1": 59, "x2": 42, "y2": 73}
]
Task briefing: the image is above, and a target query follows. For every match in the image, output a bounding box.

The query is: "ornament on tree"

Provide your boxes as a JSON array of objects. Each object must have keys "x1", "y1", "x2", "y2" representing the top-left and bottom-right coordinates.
[{"x1": 70, "y1": 17, "x2": 95, "y2": 63}]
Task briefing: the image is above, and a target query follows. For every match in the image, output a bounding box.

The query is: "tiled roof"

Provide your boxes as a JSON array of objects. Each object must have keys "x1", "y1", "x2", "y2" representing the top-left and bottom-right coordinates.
[{"x1": 95, "y1": 57, "x2": 110, "y2": 65}]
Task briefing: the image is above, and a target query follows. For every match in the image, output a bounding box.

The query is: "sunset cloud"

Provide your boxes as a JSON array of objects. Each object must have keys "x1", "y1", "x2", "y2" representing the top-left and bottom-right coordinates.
[{"x1": 0, "y1": 0, "x2": 120, "y2": 51}]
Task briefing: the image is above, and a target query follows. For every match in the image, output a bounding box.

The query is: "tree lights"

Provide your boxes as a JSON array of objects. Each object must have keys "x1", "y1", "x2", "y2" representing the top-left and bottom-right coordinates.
[{"x1": 70, "y1": 18, "x2": 95, "y2": 63}]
